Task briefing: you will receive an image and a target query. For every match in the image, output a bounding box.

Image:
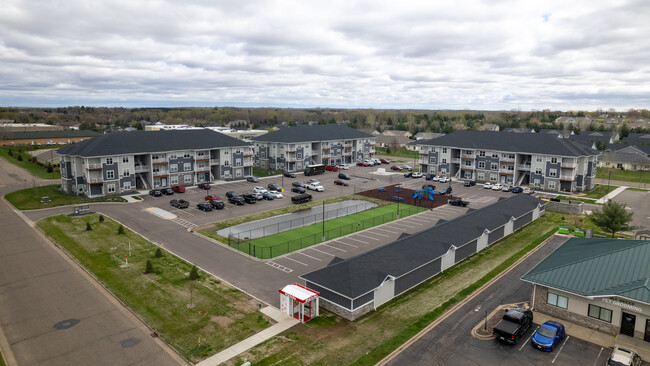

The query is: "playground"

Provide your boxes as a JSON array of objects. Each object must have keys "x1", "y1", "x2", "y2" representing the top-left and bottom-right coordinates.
[{"x1": 356, "y1": 183, "x2": 457, "y2": 209}]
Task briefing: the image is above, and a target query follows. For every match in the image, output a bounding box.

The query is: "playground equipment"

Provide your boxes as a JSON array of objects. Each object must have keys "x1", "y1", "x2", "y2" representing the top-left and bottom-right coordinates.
[{"x1": 412, "y1": 187, "x2": 435, "y2": 200}]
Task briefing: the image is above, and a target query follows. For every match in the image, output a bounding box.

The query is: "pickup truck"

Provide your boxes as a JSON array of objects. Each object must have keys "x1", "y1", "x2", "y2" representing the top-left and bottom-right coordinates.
[
  {"x1": 493, "y1": 308, "x2": 533, "y2": 344},
  {"x1": 448, "y1": 198, "x2": 468, "y2": 207}
]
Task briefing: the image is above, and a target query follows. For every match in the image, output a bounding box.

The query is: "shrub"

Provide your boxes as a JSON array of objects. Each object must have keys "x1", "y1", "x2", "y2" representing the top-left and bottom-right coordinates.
[
  {"x1": 17, "y1": 154, "x2": 23, "y2": 161},
  {"x1": 8, "y1": 149, "x2": 13, "y2": 157},
  {"x1": 145, "y1": 260, "x2": 153, "y2": 274},
  {"x1": 47, "y1": 163, "x2": 53, "y2": 173},
  {"x1": 31, "y1": 156, "x2": 37, "y2": 163},
  {"x1": 86, "y1": 222, "x2": 92, "y2": 231},
  {"x1": 155, "y1": 248, "x2": 163, "y2": 258},
  {"x1": 189, "y1": 265, "x2": 199, "y2": 281},
  {"x1": 117, "y1": 225, "x2": 125, "y2": 235},
  {"x1": 98, "y1": 215, "x2": 104, "y2": 223}
]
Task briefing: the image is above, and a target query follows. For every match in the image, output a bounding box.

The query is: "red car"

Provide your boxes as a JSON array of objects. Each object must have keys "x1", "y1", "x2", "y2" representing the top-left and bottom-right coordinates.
[
  {"x1": 357, "y1": 161, "x2": 369, "y2": 167},
  {"x1": 380, "y1": 158, "x2": 390, "y2": 164},
  {"x1": 171, "y1": 185, "x2": 186, "y2": 193},
  {"x1": 205, "y1": 194, "x2": 220, "y2": 201},
  {"x1": 334, "y1": 179, "x2": 349, "y2": 186},
  {"x1": 422, "y1": 184, "x2": 436, "y2": 190},
  {"x1": 390, "y1": 165, "x2": 402, "y2": 171},
  {"x1": 325, "y1": 165, "x2": 339, "y2": 171},
  {"x1": 197, "y1": 182, "x2": 211, "y2": 190}
]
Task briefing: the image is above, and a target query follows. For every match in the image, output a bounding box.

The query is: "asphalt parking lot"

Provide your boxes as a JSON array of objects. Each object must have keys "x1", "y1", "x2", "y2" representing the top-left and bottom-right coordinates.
[{"x1": 610, "y1": 188, "x2": 650, "y2": 230}]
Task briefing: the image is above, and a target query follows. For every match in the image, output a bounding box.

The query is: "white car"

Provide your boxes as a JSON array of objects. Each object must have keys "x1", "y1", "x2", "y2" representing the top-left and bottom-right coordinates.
[
  {"x1": 372, "y1": 158, "x2": 382, "y2": 165},
  {"x1": 483, "y1": 183, "x2": 493, "y2": 189},
  {"x1": 253, "y1": 186, "x2": 268, "y2": 194},
  {"x1": 251, "y1": 191, "x2": 263, "y2": 199},
  {"x1": 338, "y1": 164, "x2": 350, "y2": 170},
  {"x1": 364, "y1": 159, "x2": 374, "y2": 166},
  {"x1": 270, "y1": 190, "x2": 283, "y2": 198},
  {"x1": 411, "y1": 172, "x2": 423, "y2": 178},
  {"x1": 492, "y1": 183, "x2": 503, "y2": 191},
  {"x1": 307, "y1": 183, "x2": 324, "y2": 192},
  {"x1": 607, "y1": 346, "x2": 641, "y2": 366},
  {"x1": 432, "y1": 176, "x2": 441, "y2": 182},
  {"x1": 523, "y1": 187, "x2": 535, "y2": 194},
  {"x1": 439, "y1": 177, "x2": 450, "y2": 183},
  {"x1": 307, "y1": 179, "x2": 320, "y2": 185}
]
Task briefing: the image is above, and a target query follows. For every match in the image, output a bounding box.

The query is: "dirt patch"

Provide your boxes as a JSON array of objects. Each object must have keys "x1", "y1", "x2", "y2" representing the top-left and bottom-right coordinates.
[
  {"x1": 357, "y1": 184, "x2": 457, "y2": 209},
  {"x1": 211, "y1": 316, "x2": 235, "y2": 328}
]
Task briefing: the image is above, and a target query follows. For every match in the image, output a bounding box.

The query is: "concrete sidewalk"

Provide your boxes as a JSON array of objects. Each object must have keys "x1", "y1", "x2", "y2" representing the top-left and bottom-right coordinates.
[
  {"x1": 595, "y1": 186, "x2": 628, "y2": 204},
  {"x1": 196, "y1": 307, "x2": 299, "y2": 366}
]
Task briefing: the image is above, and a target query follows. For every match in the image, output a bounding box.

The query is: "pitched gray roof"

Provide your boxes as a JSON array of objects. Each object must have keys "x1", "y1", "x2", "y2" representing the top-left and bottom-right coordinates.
[
  {"x1": 251, "y1": 124, "x2": 373, "y2": 143},
  {"x1": 301, "y1": 194, "x2": 543, "y2": 299},
  {"x1": 600, "y1": 150, "x2": 650, "y2": 164},
  {"x1": 416, "y1": 130, "x2": 598, "y2": 157},
  {"x1": 4, "y1": 130, "x2": 101, "y2": 139},
  {"x1": 57, "y1": 130, "x2": 250, "y2": 157},
  {"x1": 522, "y1": 238, "x2": 650, "y2": 304}
]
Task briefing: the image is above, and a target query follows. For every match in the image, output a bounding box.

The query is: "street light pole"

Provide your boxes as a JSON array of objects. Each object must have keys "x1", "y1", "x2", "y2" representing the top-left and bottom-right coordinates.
[
  {"x1": 322, "y1": 201, "x2": 325, "y2": 241},
  {"x1": 396, "y1": 186, "x2": 400, "y2": 219},
  {"x1": 607, "y1": 169, "x2": 612, "y2": 193}
]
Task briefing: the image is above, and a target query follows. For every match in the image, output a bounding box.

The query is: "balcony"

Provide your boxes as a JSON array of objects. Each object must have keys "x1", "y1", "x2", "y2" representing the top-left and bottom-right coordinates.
[
  {"x1": 152, "y1": 161, "x2": 168, "y2": 165},
  {"x1": 461, "y1": 155, "x2": 475, "y2": 160},
  {"x1": 561, "y1": 163, "x2": 576, "y2": 169},
  {"x1": 195, "y1": 156, "x2": 209, "y2": 162},
  {"x1": 501, "y1": 156, "x2": 516, "y2": 162},
  {"x1": 88, "y1": 177, "x2": 103, "y2": 184},
  {"x1": 86, "y1": 163, "x2": 102, "y2": 170},
  {"x1": 153, "y1": 170, "x2": 168, "y2": 177},
  {"x1": 499, "y1": 169, "x2": 515, "y2": 175},
  {"x1": 210, "y1": 160, "x2": 220, "y2": 166},
  {"x1": 451, "y1": 158, "x2": 460, "y2": 164},
  {"x1": 560, "y1": 175, "x2": 574, "y2": 181},
  {"x1": 420, "y1": 151, "x2": 429, "y2": 156},
  {"x1": 500, "y1": 160, "x2": 515, "y2": 164},
  {"x1": 134, "y1": 165, "x2": 149, "y2": 173}
]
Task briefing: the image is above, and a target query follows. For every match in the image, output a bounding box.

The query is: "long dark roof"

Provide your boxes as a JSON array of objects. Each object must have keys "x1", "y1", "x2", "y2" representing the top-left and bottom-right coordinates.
[
  {"x1": 251, "y1": 124, "x2": 373, "y2": 143},
  {"x1": 416, "y1": 130, "x2": 598, "y2": 157},
  {"x1": 301, "y1": 194, "x2": 543, "y2": 299},
  {"x1": 57, "y1": 130, "x2": 250, "y2": 157},
  {"x1": 4, "y1": 130, "x2": 101, "y2": 139}
]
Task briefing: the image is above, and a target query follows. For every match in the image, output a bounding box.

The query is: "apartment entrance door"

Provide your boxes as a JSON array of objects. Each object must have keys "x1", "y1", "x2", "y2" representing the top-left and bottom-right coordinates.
[{"x1": 620, "y1": 312, "x2": 636, "y2": 337}]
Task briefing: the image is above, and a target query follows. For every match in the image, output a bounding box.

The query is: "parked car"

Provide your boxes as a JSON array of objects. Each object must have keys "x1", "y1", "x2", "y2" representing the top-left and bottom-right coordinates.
[
  {"x1": 246, "y1": 176, "x2": 259, "y2": 183},
  {"x1": 196, "y1": 202, "x2": 213, "y2": 212},
  {"x1": 170, "y1": 198, "x2": 189, "y2": 209},
  {"x1": 426, "y1": 174, "x2": 435, "y2": 180},
  {"x1": 161, "y1": 188, "x2": 174, "y2": 195},
  {"x1": 483, "y1": 183, "x2": 493, "y2": 189},
  {"x1": 492, "y1": 183, "x2": 504, "y2": 191},
  {"x1": 502, "y1": 185, "x2": 513, "y2": 192},
  {"x1": 292, "y1": 181, "x2": 306, "y2": 188},
  {"x1": 307, "y1": 179, "x2": 320, "y2": 185},
  {"x1": 149, "y1": 189, "x2": 162, "y2": 197},
  {"x1": 283, "y1": 171, "x2": 296, "y2": 178},
  {"x1": 338, "y1": 173, "x2": 350, "y2": 180},
  {"x1": 253, "y1": 186, "x2": 268, "y2": 194},
  {"x1": 268, "y1": 183, "x2": 282, "y2": 191},
  {"x1": 523, "y1": 187, "x2": 535, "y2": 194},
  {"x1": 371, "y1": 158, "x2": 382, "y2": 165},
  {"x1": 404, "y1": 171, "x2": 412, "y2": 178},
  {"x1": 511, "y1": 186, "x2": 524, "y2": 193},
  {"x1": 531, "y1": 321, "x2": 565, "y2": 351},
  {"x1": 448, "y1": 198, "x2": 469, "y2": 207},
  {"x1": 307, "y1": 183, "x2": 324, "y2": 192},
  {"x1": 205, "y1": 194, "x2": 220, "y2": 201},
  {"x1": 325, "y1": 165, "x2": 339, "y2": 171},
  {"x1": 357, "y1": 161, "x2": 369, "y2": 167},
  {"x1": 432, "y1": 176, "x2": 441, "y2": 182},
  {"x1": 242, "y1": 193, "x2": 257, "y2": 203},
  {"x1": 334, "y1": 179, "x2": 349, "y2": 186},
  {"x1": 269, "y1": 190, "x2": 283, "y2": 198},
  {"x1": 291, "y1": 193, "x2": 312, "y2": 204},
  {"x1": 171, "y1": 185, "x2": 186, "y2": 193},
  {"x1": 261, "y1": 191, "x2": 275, "y2": 200},
  {"x1": 291, "y1": 186, "x2": 306, "y2": 194},
  {"x1": 251, "y1": 191, "x2": 263, "y2": 200},
  {"x1": 209, "y1": 200, "x2": 225, "y2": 209},
  {"x1": 197, "y1": 182, "x2": 211, "y2": 190},
  {"x1": 493, "y1": 308, "x2": 533, "y2": 345},
  {"x1": 228, "y1": 195, "x2": 245, "y2": 205},
  {"x1": 439, "y1": 176, "x2": 450, "y2": 183},
  {"x1": 607, "y1": 346, "x2": 642, "y2": 366},
  {"x1": 225, "y1": 191, "x2": 239, "y2": 198},
  {"x1": 363, "y1": 159, "x2": 374, "y2": 166},
  {"x1": 338, "y1": 164, "x2": 350, "y2": 170},
  {"x1": 390, "y1": 165, "x2": 402, "y2": 171},
  {"x1": 464, "y1": 180, "x2": 476, "y2": 187},
  {"x1": 380, "y1": 158, "x2": 390, "y2": 164},
  {"x1": 411, "y1": 172, "x2": 423, "y2": 178},
  {"x1": 402, "y1": 164, "x2": 412, "y2": 170}
]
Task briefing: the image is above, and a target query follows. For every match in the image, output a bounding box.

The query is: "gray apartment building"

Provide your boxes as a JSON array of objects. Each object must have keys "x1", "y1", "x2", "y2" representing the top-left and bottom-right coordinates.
[
  {"x1": 415, "y1": 131, "x2": 600, "y2": 192},
  {"x1": 251, "y1": 125, "x2": 375, "y2": 172},
  {"x1": 57, "y1": 130, "x2": 254, "y2": 197}
]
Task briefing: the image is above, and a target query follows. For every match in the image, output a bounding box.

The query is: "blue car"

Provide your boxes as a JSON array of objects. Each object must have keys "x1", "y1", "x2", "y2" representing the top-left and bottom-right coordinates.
[
  {"x1": 531, "y1": 321, "x2": 565, "y2": 351},
  {"x1": 262, "y1": 192, "x2": 275, "y2": 200},
  {"x1": 512, "y1": 186, "x2": 524, "y2": 193}
]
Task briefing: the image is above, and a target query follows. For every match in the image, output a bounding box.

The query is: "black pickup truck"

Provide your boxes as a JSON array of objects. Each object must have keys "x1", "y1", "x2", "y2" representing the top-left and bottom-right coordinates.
[{"x1": 493, "y1": 308, "x2": 533, "y2": 344}]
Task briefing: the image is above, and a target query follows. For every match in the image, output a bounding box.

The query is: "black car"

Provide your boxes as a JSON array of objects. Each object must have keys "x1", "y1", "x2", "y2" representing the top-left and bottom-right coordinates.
[
  {"x1": 242, "y1": 193, "x2": 257, "y2": 204},
  {"x1": 196, "y1": 202, "x2": 213, "y2": 211},
  {"x1": 161, "y1": 188, "x2": 174, "y2": 195},
  {"x1": 338, "y1": 173, "x2": 351, "y2": 180},
  {"x1": 170, "y1": 198, "x2": 189, "y2": 208},
  {"x1": 292, "y1": 181, "x2": 306, "y2": 188},
  {"x1": 197, "y1": 182, "x2": 211, "y2": 190},
  {"x1": 228, "y1": 195, "x2": 245, "y2": 205},
  {"x1": 291, "y1": 186, "x2": 306, "y2": 194},
  {"x1": 149, "y1": 189, "x2": 162, "y2": 197},
  {"x1": 426, "y1": 174, "x2": 435, "y2": 180},
  {"x1": 464, "y1": 180, "x2": 476, "y2": 187},
  {"x1": 268, "y1": 183, "x2": 282, "y2": 191},
  {"x1": 225, "y1": 191, "x2": 238, "y2": 198},
  {"x1": 283, "y1": 171, "x2": 296, "y2": 178},
  {"x1": 448, "y1": 198, "x2": 469, "y2": 207},
  {"x1": 209, "y1": 200, "x2": 225, "y2": 209},
  {"x1": 404, "y1": 172, "x2": 412, "y2": 178}
]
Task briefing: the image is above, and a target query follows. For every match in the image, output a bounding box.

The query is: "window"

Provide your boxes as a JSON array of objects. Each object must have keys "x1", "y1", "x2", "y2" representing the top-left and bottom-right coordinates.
[
  {"x1": 197, "y1": 162, "x2": 206, "y2": 169},
  {"x1": 533, "y1": 179, "x2": 541, "y2": 186},
  {"x1": 183, "y1": 152, "x2": 191, "y2": 158},
  {"x1": 170, "y1": 175, "x2": 179, "y2": 185},
  {"x1": 441, "y1": 158, "x2": 447, "y2": 163},
  {"x1": 477, "y1": 172, "x2": 485, "y2": 180},
  {"x1": 107, "y1": 184, "x2": 115, "y2": 193},
  {"x1": 442, "y1": 148, "x2": 447, "y2": 153},
  {"x1": 152, "y1": 154, "x2": 159, "y2": 160},
  {"x1": 197, "y1": 151, "x2": 205, "y2": 156},
  {"x1": 536, "y1": 156, "x2": 542, "y2": 162},
  {"x1": 464, "y1": 160, "x2": 472, "y2": 166},
  {"x1": 297, "y1": 153, "x2": 302, "y2": 159},
  {"x1": 478, "y1": 161, "x2": 486, "y2": 169},
  {"x1": 551, "y1": 157, "x2": 558, "y2": 164},
  {"x1": 235, "y1": 158, "x2": 242, "y2": 166},
  {"x1": 440, "y1": 168, "x2": 447, "y2": 174},
  {"x1": 106, "y1": 158, "x2": 113, "y2": 165},
  {"x1": 479, "y1": 151, "x2": 486, "y2": 157},
  {"x1": 548, "y1": 181, "x2": 557, "y2": 189},
  {"x1": 122, "y1": 169, "x2": 130, "y2": 177},
  {"x1": 183, "y1": 163, "x2": 191, "y2": 171},
  {"x1": 492, "y1": 152, "x2": 499, "y2": 158},
  {"x1": 509, "y1": 154, "x2": 515, "y2": 159},
  {"x1": 123, "y1": 181, "x2": 131, "y2": 190},
  {"x1": 491, "y1": 163, "x2": 498, "y2": 170},
  {"x1": 535, "y1": 167, "x2": 542, "y2": 175},
  {"x1": 489, "y1": 173, "x2": 497, "y2": 181},
  {"x1": 122, "y1": 156, "x2": 129, "y2": 163},
  {"x1": 549, "y1": 168, "x2": 557, "y2": 177},
  {"x1": 169, "y1": 153, "x2": 177, "y2": 159},
  {"x1": 429, "y1": 157, "x2": 437, "y2": 164},
  {"x1": 170, "y1": 164, "x2": 178, "y2": 173},
  {"x1": 235, "y1": 169, "x2": 242, "y2": 177},
  {"x1": 588, "y1": 304, "x2": 612, "y2": 322},
  {"x1": 547, "y1": 292, "x2": 568, "y2": 309},
  {"x1": 106, "y1": 170, "x2": 115, "y2": 179},
  {"x1": 184, "y1": 175, "x2": 192, "y2": 184}
]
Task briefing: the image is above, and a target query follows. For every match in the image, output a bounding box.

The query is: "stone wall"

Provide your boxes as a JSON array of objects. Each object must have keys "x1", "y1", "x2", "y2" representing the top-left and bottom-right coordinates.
[
  {"x1": 545, "y1": 200, "x2": 583, "y2": 215},
  {"x1": 319, "y1": 298, "x2": 374, "y2": 321}
]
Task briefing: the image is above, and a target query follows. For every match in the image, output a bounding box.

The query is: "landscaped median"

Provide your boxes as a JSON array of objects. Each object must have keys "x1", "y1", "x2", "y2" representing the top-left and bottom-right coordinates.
[
  {"x1": 200, "y1": 203, "x2": 426, "y2": 259},
  {"x1": 0, "y1": 146, "x2": 61, "y2": 180},
  {"x1": 222, "y1": 212, "x2": 568, "y2": 366},
  {"x1": 5, "y1": 184, "x2": 125, "y2": 210},
  {"x1": 37, "y1": 213, "x2": 272, "y2": 363}
]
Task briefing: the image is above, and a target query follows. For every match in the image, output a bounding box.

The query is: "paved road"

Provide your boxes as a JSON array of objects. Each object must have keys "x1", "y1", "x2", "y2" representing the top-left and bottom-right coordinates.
[{"x1": 0, "y1": 158, "x2": 185, "y2": 366}]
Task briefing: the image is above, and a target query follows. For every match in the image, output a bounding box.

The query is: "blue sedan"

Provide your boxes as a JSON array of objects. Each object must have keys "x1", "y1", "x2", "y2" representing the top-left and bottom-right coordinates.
[
  {"x1": 531, "y1": 321, "x2": 565, "y2": 351},
  {"x1": 512, "y1": 186, "x2": 524, "y2": 193}
]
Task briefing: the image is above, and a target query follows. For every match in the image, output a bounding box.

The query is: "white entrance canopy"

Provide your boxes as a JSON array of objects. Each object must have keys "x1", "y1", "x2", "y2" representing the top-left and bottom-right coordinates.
[{"x1": 279, "y1": 283, "x2": 320, "y2": 323}]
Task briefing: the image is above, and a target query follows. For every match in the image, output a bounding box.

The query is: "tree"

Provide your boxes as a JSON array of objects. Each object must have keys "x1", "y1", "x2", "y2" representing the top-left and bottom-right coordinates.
[
  {"x1": 144, "y1": 260, "x2": 153, "y2": 274},
  {"x1": 620, "y1": 123, "x2": 630, "y2": 138},
  {"x1": 117, "y1": 224, "x2": 125, "y2": 235},
  {"x1": 189, "y1": 264, "x2": 199, "y2": 280},
  {"x1": 86, "y1": 222, "x2": 92, "y2": 231},
  {"x1": 155, "y1": 248, "x2": 163, "y2": 258},
  {"x1": 47, "y1": 163, "x2": 53, "y2": 173},
  {"x1": 587, "y1": 200, "x2": 638, "y2": 238}
]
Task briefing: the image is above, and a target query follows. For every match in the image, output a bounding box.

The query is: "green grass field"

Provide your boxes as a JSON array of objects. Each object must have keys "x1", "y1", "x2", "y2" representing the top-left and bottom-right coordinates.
[
  {"x1": 38, "y1": 214, "x2": 272, "y2": 363},
  {"x1": 582, "y1": 184, "x2": 619, "y2": 199},
  {"x1": 0, "y1": 146, "x2": 61, "y2": 179},
  {"x1": 252, "y1": 167, "x2": 282, "y2": 177},
  {"x1": 596, "y1": 167, "x2": 650, "y2": 184},
  {"x1": 219, "y1": 203, "x2": 426, "y2": 259},
  {"x1": 5, "y1": 184, "x2": 125, "y2": 210},
  {"x1": 374, "y1": 146, "x2": 419, "y2": 159}
]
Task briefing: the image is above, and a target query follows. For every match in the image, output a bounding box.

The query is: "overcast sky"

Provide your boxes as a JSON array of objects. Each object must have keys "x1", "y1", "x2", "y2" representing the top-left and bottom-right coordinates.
[{"x1": 1, "y1": 0, "x2": 649, "y2": 110}]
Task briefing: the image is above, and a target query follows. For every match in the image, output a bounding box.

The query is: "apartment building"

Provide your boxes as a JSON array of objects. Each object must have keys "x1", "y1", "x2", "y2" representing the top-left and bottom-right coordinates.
[
  {"x1": 252, "y1": 125, "x2": 375, "y2": 172},
  {"x1": 416, "y1": 131, "x2": 600, "y2": 192},
  {"x1": 57, "y1": 130, "x2": 253, "y2": 197}
]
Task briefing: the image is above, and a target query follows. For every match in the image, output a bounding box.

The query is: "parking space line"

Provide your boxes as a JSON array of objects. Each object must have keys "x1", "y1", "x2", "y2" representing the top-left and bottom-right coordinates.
[
  {"x1": 265, "y1": 261, "x2": 293, "y2": 273},
  {"x1": 297, "y1": 251, "x2": 322, "y2": 261},
  {"x1": 404, "y1": 217, "x2": 430, "y2": 224},
  {"x1": 344, "y1": 236, "x2": 369, "y2": 245},
  {"x1": 386, "y1": 223, "x2": 412, "y2": 230},
  {"x1": 591, "y1": 347, "x2": 604, "y2": 366},
  {"x1": 366, "y1": 230, "x2": 389, "y2": 237},
  {"x1": 282, "y1": 256, "x2": 309, "y2": 266},
  {"x1": 373, "y1": 227, "x2": 394, "y2": 234},
  {"x1": 311, "y1": 248, "x2": 336, "y2": 256},
  {"x1": 333, "y1": 241, "x2": 358, "y2": 248},
  {"x1": 355, "y1": 233, "x2": 380, "y2": 241},
  {"x1": 552, "y1": 336, "x2": 570, "y2": 364},
  {"x1": 519, "y1": 326, "x2": 538, "y2": 351},
  {"x1": 323, "y1": 243, "x2": 347, "y2": 252}
]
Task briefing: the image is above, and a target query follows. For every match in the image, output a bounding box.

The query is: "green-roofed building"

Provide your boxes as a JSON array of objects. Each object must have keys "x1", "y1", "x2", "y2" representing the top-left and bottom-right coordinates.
[{"x1": 522, "y1": 238, "x2": 650, "y2": 342}]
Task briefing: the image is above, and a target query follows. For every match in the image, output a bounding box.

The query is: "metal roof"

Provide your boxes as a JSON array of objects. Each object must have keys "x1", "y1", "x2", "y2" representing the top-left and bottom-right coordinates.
[
  {"x1": 522, "y1": 238, "x2": 650, "y2": 304},
  {"x1": 251, "y1": 124, "x2": 373, "y2": 143}
]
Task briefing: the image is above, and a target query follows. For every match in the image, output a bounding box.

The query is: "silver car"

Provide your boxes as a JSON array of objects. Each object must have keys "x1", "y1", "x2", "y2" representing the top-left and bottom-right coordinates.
[{"x1": 607, "y1": 346, "x2": 642, "y2": 366}]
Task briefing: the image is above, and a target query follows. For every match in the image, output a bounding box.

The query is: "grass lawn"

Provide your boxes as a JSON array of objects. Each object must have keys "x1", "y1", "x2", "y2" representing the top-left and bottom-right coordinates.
[
  {"x1": 581, "y1": 184, "x2": 619, "y2": 199},
  {"x1": 374, "y1": 146, "x2": 419, "y2": 159},
  {"x1": 626, "y1": 187, "x2": 649, "y2": 192},
  {"x1": 555, "y1": 195, "x2": 598, "y2": 204},
  {"x1": 38, "y1": 214, "x2": 272, "y2": 363},
  {"x1": 252, "y1": 167, "x2": 282, "y2": 177},
  {"x1": 5, "y1": 184, "x2": 126, "y2": 210},
  {"x1": 220, "y1": 204, "x2": 426, "y2": 259},
  {"x1": 596, "y1": 167, "x2": 650, "y2": 184},
  {"x1": 0, "y1": 146, "x2": 60, "y2": 180},
  {"x1": 223, "y1": 212, "x2": 570, "y2": 366}
]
